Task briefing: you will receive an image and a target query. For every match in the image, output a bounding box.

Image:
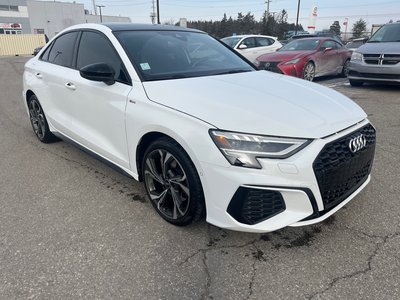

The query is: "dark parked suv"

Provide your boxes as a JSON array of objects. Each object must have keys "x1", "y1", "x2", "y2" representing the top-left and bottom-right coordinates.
[{"x1": 348, "y1": 22, "x2": 400, "y2": 86}]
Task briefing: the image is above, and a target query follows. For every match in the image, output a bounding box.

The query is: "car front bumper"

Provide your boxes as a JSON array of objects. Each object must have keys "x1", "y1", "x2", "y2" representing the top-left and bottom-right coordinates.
[
  {"x1": 259, "y1": 61, "x2": 304, "y2": 78},
  {"x1": 348, "y1": 60, "x2": 400, "y2": 83},
  {"x1": 201, "y1": 119, "x2": 375, "y2": 233}
]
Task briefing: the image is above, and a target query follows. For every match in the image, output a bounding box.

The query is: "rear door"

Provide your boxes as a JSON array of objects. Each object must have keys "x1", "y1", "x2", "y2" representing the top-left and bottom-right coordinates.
[
  {"x1": 255, "y1": 37, "x2": 276, "y2": 56},
  {"x1": 30, "y1": 31, "x2": 80, "y2": 134},
  {"x1": 64, "y1": 30, "x2": 132, "y2": 168}
]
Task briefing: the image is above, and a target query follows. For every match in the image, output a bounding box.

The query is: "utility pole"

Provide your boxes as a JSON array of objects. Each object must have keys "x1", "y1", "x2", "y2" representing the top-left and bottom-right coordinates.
[
  {"x1": 92, "y1": 0, "x2": 97, "y2": 15},
  {"x1": 344, "y1": 18, "x2": 349, "y2": 41},
  {"x1": 265, "y1": 0, "x2": 271, "y2": 16},
  {"x1": 295, "y1": 0, "x2": 301, "y2": 35},
  {"x1": 96, "y1": 5, "x2": 105, "y2": 23},
  {"x1": 156, "y1": 0, "x2": 160, "y2": 24},
  {"x1": 150, "y1": 0, "x2": 156, "y2": 24}
]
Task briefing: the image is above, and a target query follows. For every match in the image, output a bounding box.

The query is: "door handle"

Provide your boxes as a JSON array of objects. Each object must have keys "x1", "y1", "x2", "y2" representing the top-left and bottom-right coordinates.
[
  {"x1": 35, "y1": 72, "x2": 43, "y2": 79},
  {"x1": 65, "y1": 82, "x2": 76, "y2": 91}
]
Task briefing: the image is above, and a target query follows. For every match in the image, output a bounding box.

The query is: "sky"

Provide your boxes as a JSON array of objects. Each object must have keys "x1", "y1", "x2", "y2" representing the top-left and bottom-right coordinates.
[{"x1": 68, "y1": 0, "x2": 399, "y2": 31}]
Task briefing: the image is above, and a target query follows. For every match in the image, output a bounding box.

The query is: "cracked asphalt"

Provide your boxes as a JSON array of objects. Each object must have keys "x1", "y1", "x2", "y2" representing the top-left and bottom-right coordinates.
[{"x1": 1, "y1": 56, "x2": 399, "y2": 299}]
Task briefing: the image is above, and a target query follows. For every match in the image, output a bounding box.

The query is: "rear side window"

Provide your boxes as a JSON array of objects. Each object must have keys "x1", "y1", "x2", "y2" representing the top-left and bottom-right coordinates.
[
  {"x1": 47, "y1": 31, "x2": 78, "y2": 67},
  {"x1": 256, "y1": 37, "x2": 273, "y2": 47},
  {"x1": 40, "y1": 43, "x2": 53, "y2": 61},
  {"x1": 77, "y1": 31, "x2": 129, "y2": 84}
]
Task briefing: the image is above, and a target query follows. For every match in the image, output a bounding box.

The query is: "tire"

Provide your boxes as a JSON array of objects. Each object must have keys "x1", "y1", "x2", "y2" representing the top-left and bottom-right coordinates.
[
  {"x1": 349, "y1": 79, "x2": 364, "y2": 87},
  {"x1": 142, "y1": 137, "x2": 206, "y2": 226},
  {"x1": 303, "y1": 62, "x2": 315, "y2": 81},
  {"x1": 341, "y1": 59, "x2": 350, "y2": 77},
  {"x1": 27, "y1": 94, "x2": 59, "y2": 143}
]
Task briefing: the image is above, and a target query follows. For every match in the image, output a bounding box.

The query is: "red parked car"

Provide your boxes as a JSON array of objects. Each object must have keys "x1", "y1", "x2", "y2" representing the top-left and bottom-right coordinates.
[{"x1": 254, "y1": 37, "x2": 352, "y2": 81}]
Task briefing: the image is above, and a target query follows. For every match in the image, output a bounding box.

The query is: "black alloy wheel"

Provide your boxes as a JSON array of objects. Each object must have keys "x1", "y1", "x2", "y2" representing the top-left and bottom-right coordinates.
[
  {"x1": 341, "y1": 59, "x2": 350, "y2": 77},
  {"x1": 28, "y1": 95, "x2": 58, "y2": 143},
  {"x1": 142, "y1": 137, "x2": 205, "y2": 226}
]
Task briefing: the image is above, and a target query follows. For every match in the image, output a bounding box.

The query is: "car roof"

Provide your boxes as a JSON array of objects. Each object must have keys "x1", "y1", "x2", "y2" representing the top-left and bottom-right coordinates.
[
  {"x1": 289, "y1": 37, "x2": 332, "y2": 42},
  {"x1": 222, "y1": 34, "x2": 276, "y2": 39},
  {"x1": 102, "y1": 23, "x2": 203, "y2": 33}
]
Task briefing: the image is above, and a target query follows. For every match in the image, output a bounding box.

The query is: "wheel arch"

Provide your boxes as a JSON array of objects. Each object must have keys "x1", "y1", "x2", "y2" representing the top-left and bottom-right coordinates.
[
  {"x1": 135, "y1": 130, "x2": 205, "y2": 183},
  {"x1": 136, "y1": 131, "x2": 168, "y2": 181},
  {"x1": 25, "y1": 90, "x2": 35, "y2": 105}
]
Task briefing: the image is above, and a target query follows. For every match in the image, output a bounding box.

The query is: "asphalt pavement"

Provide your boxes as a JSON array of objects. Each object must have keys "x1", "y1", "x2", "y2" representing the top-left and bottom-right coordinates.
[{"x1": 1, "y1": 56, "x2": 399, "y2": 299}]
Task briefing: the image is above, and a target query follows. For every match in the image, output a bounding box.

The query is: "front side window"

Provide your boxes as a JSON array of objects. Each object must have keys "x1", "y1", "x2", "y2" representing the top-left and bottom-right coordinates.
[
  {"x1": 47, "y1": 31, "x2": 79, "y2": 67},
  {"x1": 221, "y1": 36, "x2": 242, "y2": 48},
  {"x1": 241, "y1": 37, "x2": 256, "y2": 48},
  {"x1": 320, "y1": 40, "x2": 336, "y2": 50},
  {"x1": 115, "y1": 30, "x2": 254, "y2": 81},
  {"x1": 334, "y1": 41, "x2": 343, "y2": 49},
  {"x1": 77, "y1": 31, "x2": 129, "y2": 84}
]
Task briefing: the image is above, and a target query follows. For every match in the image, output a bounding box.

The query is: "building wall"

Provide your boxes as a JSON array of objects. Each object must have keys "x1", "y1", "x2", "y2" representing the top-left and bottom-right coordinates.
[
  {"x1": 85, "y1": 14, "x2": 131, "y2": 24},
  {"x1": 0, "y1": 16, "x2": 30, "y2": 33},
  {"x1": 0, "y1": 0, "x2": 30, "y2": 33},
  {"x1": 1, "y1": 1, "x2": 131, "y2": 39},
  {"x1": 27, "y1": 0, "x2": 85, "y2": 38}
]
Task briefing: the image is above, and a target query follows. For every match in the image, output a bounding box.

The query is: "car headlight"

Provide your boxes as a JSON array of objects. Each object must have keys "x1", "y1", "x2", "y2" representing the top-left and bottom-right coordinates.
[
  {"x1": 283, "y1": 58, "x2": 301, "y2": 65},
  {"x1": 210, "y1": 130, "x2": 311, "y2": 169},
  {"x1": 351, "y1": 51, "x2": 363, "y2": 61}
]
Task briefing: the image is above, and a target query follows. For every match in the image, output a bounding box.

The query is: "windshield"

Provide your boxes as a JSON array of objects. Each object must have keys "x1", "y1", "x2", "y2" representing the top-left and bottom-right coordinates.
[
  {"x1": 279, "y1": 39, "x2": 320, "y2": 51},
  {"x1": 221, "y1": 36, "x2": 242, "y2": 48},
  {"x1": 368, "y1": 23, "x2": 400, "y2": 42},
  {"x1": 115, "y1": 31, "x2": 254, "y2": 81}
]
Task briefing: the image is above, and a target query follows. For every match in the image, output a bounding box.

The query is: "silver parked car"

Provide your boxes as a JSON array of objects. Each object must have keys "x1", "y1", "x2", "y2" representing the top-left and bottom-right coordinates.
[{"x1": 348, "y1": 22, "x2": 400, "y2": 86}]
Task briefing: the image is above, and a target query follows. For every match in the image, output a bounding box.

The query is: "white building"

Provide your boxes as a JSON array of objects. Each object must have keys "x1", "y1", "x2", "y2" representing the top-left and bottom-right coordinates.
[{"x1": 0, "y1": 0, "x2": 131, "y2": 38}]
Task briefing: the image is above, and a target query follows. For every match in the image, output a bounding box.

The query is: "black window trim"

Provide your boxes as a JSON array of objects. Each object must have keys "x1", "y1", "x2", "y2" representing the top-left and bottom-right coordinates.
[{"x1": 75, "y1": 29, "x2": 132, "y2": 86}]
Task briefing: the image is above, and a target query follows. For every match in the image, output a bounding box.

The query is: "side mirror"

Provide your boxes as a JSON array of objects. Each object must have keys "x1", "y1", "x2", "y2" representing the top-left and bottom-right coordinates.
[
  {"x1": 238, "y1": 44, "x2": 248, "y2": 50},
  {"x1": 80, "y1": 63, "x2": 115, "y2": 85},
  {"x1": 323, "y1": 47, "x2": 333, "y2": 52}
]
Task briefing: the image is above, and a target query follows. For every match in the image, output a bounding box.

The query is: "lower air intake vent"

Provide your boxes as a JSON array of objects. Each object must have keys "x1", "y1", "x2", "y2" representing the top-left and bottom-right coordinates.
[{"x1": 227, "y1": 187, "x2": 286, "y2": 225}]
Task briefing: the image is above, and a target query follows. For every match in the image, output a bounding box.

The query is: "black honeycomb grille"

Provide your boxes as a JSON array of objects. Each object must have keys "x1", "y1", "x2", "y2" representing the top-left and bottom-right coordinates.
[
  {"x1": 258, "y1": 61, "x2": 283, "y2": 74},
  {"x1": 227, "y1": 187, "x2": 286, "y2": 225},
  {"x1": 313, "y1": 124, "x2": 376, "y2": 210}
]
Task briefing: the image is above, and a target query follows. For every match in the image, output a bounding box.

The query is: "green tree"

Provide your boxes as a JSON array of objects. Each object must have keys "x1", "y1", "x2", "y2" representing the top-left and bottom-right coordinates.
[
  {"x1": 329, "y1": 21, "x2": 341, "y2": 36},
  {"x1": 352, "y1": 18, "x2": 367, "y2": 38}
]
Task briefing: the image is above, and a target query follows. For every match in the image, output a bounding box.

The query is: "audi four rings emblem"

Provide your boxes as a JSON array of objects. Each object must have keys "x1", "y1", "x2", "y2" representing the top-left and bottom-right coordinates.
[{"x1": 349, "y1": 134, "x2": 367, "y2": 153}]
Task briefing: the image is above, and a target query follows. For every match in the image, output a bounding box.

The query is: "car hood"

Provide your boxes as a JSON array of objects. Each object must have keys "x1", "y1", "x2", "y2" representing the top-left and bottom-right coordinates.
[
  {"x1": 357, "y1": 42, "x2": 400, "y2": 54},
  {"x1": 142, "y1": 71, "x2": 366, "y2": 139},
  {"x1": 257, "y1": 50, "x2": 314, "y2": 62}
]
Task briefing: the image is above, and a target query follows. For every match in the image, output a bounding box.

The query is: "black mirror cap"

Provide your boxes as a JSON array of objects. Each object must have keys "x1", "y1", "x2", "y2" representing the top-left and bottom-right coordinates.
[{"x1": 79, "y1": 63, "x2": 116, "y2": 85}]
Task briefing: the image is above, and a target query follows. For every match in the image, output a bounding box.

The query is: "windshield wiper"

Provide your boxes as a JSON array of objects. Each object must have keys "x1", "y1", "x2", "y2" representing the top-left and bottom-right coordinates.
[
  {"x1": 146, "y1": 74, "x2": 189, "y2": 81},
  {"x1": 368, "y1": 40, "x2": 400, "y2": 43},
  {"x1": 214, "y1": 69, "x2": 253, "y2": 75}
]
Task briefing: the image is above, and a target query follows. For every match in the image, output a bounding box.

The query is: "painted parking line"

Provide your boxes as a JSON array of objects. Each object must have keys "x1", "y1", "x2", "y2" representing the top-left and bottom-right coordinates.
[{"x1": 322, "y1": 80, "x2": 349, "y2": 88}]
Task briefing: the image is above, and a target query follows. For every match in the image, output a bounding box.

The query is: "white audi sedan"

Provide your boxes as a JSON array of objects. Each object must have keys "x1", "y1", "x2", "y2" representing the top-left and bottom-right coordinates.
[{"x1": 23, "y1": 23, "x2": 375, "y2": 233}]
